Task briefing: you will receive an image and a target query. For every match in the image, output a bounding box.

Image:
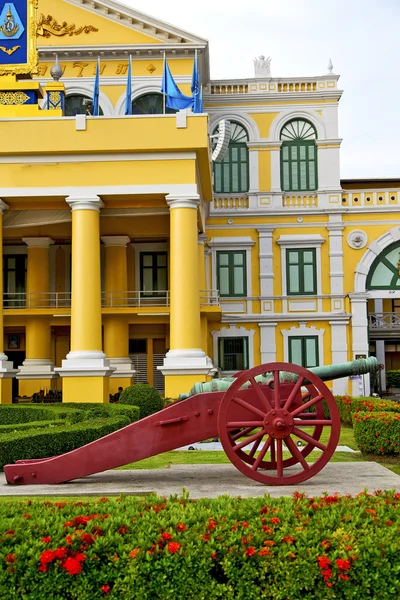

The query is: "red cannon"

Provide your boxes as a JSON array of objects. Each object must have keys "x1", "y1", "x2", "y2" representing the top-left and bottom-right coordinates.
[{"x1": 4, "y1": 358, "x2": 378, "y2": 487}]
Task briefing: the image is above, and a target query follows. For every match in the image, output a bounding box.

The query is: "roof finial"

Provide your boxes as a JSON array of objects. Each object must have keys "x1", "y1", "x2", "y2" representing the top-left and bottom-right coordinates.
[
  {"x1": 50, "y1": 54, "x2": 63, "y2": 81},
  {"x1": 327, "y1": 58, "x2": 334, "y2": 74}
]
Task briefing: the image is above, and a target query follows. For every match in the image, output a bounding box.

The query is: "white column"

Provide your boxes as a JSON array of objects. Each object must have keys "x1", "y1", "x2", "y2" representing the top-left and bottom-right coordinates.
[
  {"x1": 350, "y1": 295, "x2": 370, "y2": 396},
  {"x1": 259, "y1": 322, "x2": 277, "y2": 364},
  {"x1": 257, "y1": 225, "x2": 274, "y2": 314},
  {"x1": 270, "y1": 146, "x2": 281, "y2": 192},
  {"x1": 248, "y1": 149, "x2": 259, "y2": 194},
  {"x1": 329, "y1": 320, "x2": 349, "y2": 394},
  {"x1": 327, "y1": 216, "x2": 345, "y2": 313},
  {"x1": 373, "y1": 299, "x2": 386, "y2": 391}
]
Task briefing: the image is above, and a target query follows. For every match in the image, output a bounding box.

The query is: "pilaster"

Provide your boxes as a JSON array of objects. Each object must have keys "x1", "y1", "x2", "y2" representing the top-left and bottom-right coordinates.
[{"x1": 349, "y1": 294, "x2": 370, "y2": 396}]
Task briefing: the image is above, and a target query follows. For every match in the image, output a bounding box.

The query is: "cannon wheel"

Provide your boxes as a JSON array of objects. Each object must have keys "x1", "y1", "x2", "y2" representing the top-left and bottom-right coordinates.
[{"x1": 217, "y1": 362, "x2": 340, "y2": 485}]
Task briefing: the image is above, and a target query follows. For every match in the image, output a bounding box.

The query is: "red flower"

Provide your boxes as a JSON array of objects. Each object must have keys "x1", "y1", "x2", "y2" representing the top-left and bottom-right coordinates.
[
  {"x1": 23, "y1": 514, "x2": 31, "y2": 520},
  {"x1": 322, "y1": 568, "x2": 332, "y2": 581},
  {"x1": 282, "y1": 536, "x2": 295, "y2": 544},
  {"x1": 41, "y1": 536, "x2": 51, "y2": 544},
  {"x1": 147, "y1": 544, "x2": 157, "y2": 555},
  {"x1": 82, "y1": 533, "x2": 95, "y2": 545},
  {"x1": 54, "y1": 547, "x2": 68, "y2": 560},
  {"x1": 375, "y1": 432, "x2": 379, "y2": 437},
  {"x1": 176, "y1": 523, "x2": 186, "y2": 532},
  {"x1": 5, "y1": 554, "x2": 16, "y2": 563},
  {"x1": 167, "y1": 542, "x2": 181, "y2": 553},
  {"x1": 258, "y1": 548, "x2": 272, "y2": 556},
  {"x1": 338, "y1": 574, "x2": 349, "y2": 581},
  {"x1": 317, "y1": 556, "x2": 331, "y2": 570},
  {"x1": 263, "y1": 540, "x2": 275, "y2": 547},
  {"x1": 335, "y1": 558, "x2": 351, "y2": 572},
  {"x1": 385, "y1": 520, "x2": 394, "y2": 526},
  {"x1": 262, "y1": 526, "x2": 273, "y2": 534},
  {"x1": 207, "y1": 519, "x2": 217, "y2": 530},
  {"x1": 6, "y1": 530, "x2": 15, "y2": 536},
  {"x1": 38, "y1": 565, "x2": 48, "y2": 573},
  {"x1": 211, "y1": 551, "x2": 217, "y2": 560},
  {"x1": 62, "y1": 557, "x2": 83, "y2": 575},
  {"x1": 100, "y1": 585, "x2": 111, "y2": 594},
  {"x1": 321, "y1": 539, "x2": 330, "y2": 549},
  {"x1": 117, "y1": 526, "x2": 129, "y2": 535},
  {"x1": 245, "y1": 547, "x2": 256, "y2": 557},
  {"x1": 129, "y1": 548, "x2": 141, "y2": 558},
  {"x1": 242, "y1": 522, "x2": 249, "y2": 528},
  {"x1": 161, "y1": 532, "x2": 173, "y2": 541},
  {"x1": 270, "y1": 518, "x2": 280, "y2": 525},
  {"x1": 66, "y1": 535, "x2": 73, "y2": 545},
  {"x1": 202, "y1": 534, "x2": 210, "y2": 541},
  {"x1": 231, "y1": 526, "x2": 237, "y2": 532},
  {"x1": 260, "y1": 506, "x2": 269, "y2": 514},
  {"x1": 40, "y1": 550, "x2": 55, "y2": 565},
  {"x1": 240, "y1": 537, "x2": 249, "y2": 546}
]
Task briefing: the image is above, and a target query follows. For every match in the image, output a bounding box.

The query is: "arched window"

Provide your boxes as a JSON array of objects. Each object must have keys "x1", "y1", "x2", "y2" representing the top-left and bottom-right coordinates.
[
  {"x1": 367, "y1": 243, "x2": 400, "y2": 290},
  {"x1": 132, "y1": 93, "x2": 176, "y2": 115},
  {"x1": 213, "y1": 122, "x2": 249, "y2": 194},
  {"x1": 65, "y1": 94, "x2": 104, "y2": 117},
  {"x1": 280, "y1": 119, "x2": 317, "y2": 192}
]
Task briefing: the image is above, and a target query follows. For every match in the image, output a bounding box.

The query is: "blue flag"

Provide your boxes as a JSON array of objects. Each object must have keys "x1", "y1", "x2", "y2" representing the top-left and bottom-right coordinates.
[
  {"x1": 125, "y1": 55, "x2": 132, "y2": 116},
  {"x1": 191, "y1": 51, "x2": 202, "y2": 113},
  {"x1": 92, "y1": 57, "x2": 100, "y2": 116},
  {"x1": 161, "y1": 55, "x2": 193, "y2": 111}
]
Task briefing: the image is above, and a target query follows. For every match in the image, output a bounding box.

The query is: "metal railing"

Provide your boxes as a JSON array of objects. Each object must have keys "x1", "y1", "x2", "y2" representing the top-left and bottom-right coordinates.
[
  {"x1": 369, "y1": 313, "x2": 400, "y2": 329},
  {"x1": 3, "y1": 290, "x2": 220, "y2": 310}
]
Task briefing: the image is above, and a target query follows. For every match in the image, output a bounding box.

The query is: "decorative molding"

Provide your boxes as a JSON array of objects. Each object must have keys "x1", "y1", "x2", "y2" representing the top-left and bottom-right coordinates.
[
  {"x1": 0, "y1": 45, "x2": 20, "y2": 55},
  {"x1": 165, "y1": 195, "x2": 200, "y2": 210},
  {"x1": 211, "y1": 325, "x2": 255, "y2": 372},
  {"x1": 66, "y1": 195, "x2": 104, "y2": 212},
  {"x1": 0, "y1": 91, "x2": 29, "y2": 105},
  {"x1": 354, "y1": 226, "x2": 400, "y2": 293},
  {"x1": 36, "y1": 14, "x2": 99, "y2": 38},
  {"x1": 22, "y1": 237, "x2": 54, "y2": 248},
  {"x1": 253, "y1": 55, "x2": 271, "y2": 78},
  {"x1": 101, "y1": 235, "x2": 130, "y2": 247},
  {"x1": 281, "y1": 323, "x2": 325, "y2": 366},
  {"x1": 347, "y1": 230, "x2": 368, "y2": 250}
]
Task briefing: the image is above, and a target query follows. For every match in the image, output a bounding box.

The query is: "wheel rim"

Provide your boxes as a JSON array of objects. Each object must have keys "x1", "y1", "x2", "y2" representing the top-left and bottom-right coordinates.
[{"x1": 217, "y1": 362, "x2": 340, "y2": 485}]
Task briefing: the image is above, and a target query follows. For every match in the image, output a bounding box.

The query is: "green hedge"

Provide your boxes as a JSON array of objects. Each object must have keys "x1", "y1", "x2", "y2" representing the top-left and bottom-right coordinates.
[
  {"x1": 353, "y1": 412, "x2": 400, "y2": 456},
  {"x1": 120, "y1": 384, "x2": 163, "y2": 419},
  {"x1": 0, "y1": 416, "x2": 130, "y2": 470},
  {"x1": 386, "y1": 370, "x2": 400, "y2": 388},
  {"x1": 335, "y1": 395, "x2": 400, "y2": 425},
  {"x1": 1, "y1": 492, "x2": 400, "y2": 599},
  {"x1": 0, "y1": 406, "x2": 69, "y2": 425},
  {"x1": 0, "y1": 420, "x2": 66, "y2": 434}
]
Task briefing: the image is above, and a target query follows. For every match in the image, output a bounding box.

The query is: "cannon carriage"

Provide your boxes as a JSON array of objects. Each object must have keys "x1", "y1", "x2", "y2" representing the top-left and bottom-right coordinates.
[{"x1": 4, "y1": 357, "x2": 378, "y2": 487}]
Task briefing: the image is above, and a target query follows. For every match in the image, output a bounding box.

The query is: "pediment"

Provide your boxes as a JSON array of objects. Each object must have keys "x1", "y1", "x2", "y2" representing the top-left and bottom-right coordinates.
[{"x1": 37, "y1": 0, "x2": 208, "y2": 47}]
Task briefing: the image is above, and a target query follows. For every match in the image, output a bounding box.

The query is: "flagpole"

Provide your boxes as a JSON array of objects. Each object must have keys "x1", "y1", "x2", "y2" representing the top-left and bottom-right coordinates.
[{"x1": 163, "y1": 52, "x2": 166, "y2": 115}]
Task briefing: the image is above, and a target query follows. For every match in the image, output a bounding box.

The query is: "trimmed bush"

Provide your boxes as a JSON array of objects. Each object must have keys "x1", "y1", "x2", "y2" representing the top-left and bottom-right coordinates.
[
  {"x1": 120, "y1": 384, "x2": 163, "y2": 419},
  {"x1": 0, "y1": 406, "x2": 66, "y2": 425},
  {"x1": 335, "y1": 395, "x2": 400, "y2": 425},
  {"x1": 0, "y1": 420, "x2": 66, "y2": 434},
  {"x1": 0, "y1": 492, "x2": 400, "y2": 599},
  {"x1": 50, "y1": 403, "x2": 140, "y2": 424},
  {"x1": 0, "y1": 416, "x2": 130, "y2": 469},
  {"x1": 353, "y1": 411, "x2": 400, "y2": 455},
  {"x1": 386, "y1": 370, "x2": 400, "y2": 389}
]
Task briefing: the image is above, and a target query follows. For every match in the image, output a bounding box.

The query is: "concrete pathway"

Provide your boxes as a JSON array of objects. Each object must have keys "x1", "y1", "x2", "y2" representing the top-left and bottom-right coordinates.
[
  {"x1": 1, "y1": 463, "x2": 399, "y2": 499},
  {"x1": 175, "y1": 442, "x2": 358, "y2": 452}
]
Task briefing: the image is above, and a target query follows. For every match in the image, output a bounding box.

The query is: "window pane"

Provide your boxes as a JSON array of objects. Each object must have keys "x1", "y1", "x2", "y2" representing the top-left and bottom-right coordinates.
[
  {"x1": 308, "y1": 145, "x2": 315, "y2": 159},
  {"x1": 223, "y1": 163, "x2": 230, "y2": 192},
  {"x1": 291, "y1": 146, "x2": 298, "y2": 160},
  {"x1": 370, "y1": 264, "x2": 395, "y2": 287},
  {"x1": 233, "y1": 267, "x2": 244, "y2": 295},
  {"x1": 231, "y1": 147, "x2": 238, "y2": 161},
  {"x1": 291, "y1": 162, "x2": 298, "y2": 190},
  {"x1": 219, "y1": 253, "x2": 229, "y2": 266},
  {"x1": 303, "y1": 265, "x2": 315, "y2": 292},
  {"x1": 143, "y1": 255, "x2": 152, "y2": 267},
  {"x1": 300, "y1": 162, "x2": 307, "y2": 190},
  {"x1": 157, "y1": 268, "x2": 167, "y2": 291},
  {"x1": 282, "y1": 163, "x2": 290, "y2": 190},
  {"x1": 305, "y1": 338, "x2": 318, "y2": 367},
  {"x1": 240, "y1": 163, "x2": 248, "y2": 191},
  {"x1": 214, "y1": 164, "x2": 222, "y2": 193},
  {"x1": 240, "y1": 147, "x2": 247, "y2": 161},
  {"x1": 289, "y1": 265, "x2": 300, "y2": 293},
  {"x1": 282, "y1": 146, "x2": 289, "y2": 160},
  {"x1": 219, "y1": 267, "x2": 230, "y2": 295},
  {"x1": 299, "y1": 145, "x2": 306, "y2": 160},
  {"x1": 309, "y1": 161, "x2": 316, "y2": 189},
  {"x1": 288, "y1": 251, "x2": 299, "y2": 265},
  {"x1": 7, "y1": 271, "x2": 16, "y2": 294},
  {"x1": 8, "y1": 258, "x2": 16, "y2": 269},
  {"x1": 142, "y1": 269, "x2": 153, "y2": 292},
  {"x1": 290, "y1": 338, "x2": 303, "y2": 365},
  {"x1": 233, "y1": 253, "x2": 244, "y2": 266},
  {"x1": 303, "y1": 251, "x2": 314, "y2": 264},
  {"x1": 157, "y1": 254, "x2": 167, "y2": 267}
]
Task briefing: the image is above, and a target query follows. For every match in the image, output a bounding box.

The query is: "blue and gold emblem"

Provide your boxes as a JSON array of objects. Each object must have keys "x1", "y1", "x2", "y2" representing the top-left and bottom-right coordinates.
[{"x1": 0, "y1": 1, "x2": 37, "y2": 75}]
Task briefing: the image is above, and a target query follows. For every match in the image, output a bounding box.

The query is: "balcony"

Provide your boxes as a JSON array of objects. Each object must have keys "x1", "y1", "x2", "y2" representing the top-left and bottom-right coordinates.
[
  {"x1": 369, "y1": 313, "x2": 400, "y2": 339},
  {"x1": 3, "y1": 290, "x2": 220, "y2": 311}
]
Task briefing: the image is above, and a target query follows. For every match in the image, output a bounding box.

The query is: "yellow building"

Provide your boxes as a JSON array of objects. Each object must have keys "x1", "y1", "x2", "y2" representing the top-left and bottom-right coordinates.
[{"x1": 0, "y1": 0, "x2": 397, "y2": 403}]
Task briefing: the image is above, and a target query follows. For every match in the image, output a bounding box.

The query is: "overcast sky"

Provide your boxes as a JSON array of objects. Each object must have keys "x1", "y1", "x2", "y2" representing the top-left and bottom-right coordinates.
[{"x1": 122, "y1": 0, "x2": 400, "y2": 179}]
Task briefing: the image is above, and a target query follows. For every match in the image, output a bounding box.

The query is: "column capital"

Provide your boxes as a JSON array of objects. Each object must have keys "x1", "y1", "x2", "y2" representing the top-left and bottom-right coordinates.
[
  {"x1": 66, "y1": 196, "x2": 104, "y2": 212},
  {"x1": 22, "y1": 237, "x2": 54, "y2": 248},
  {"x1": 166, "y1": 194, "x2": 200, "y2": 210},
  {"x1": 101, "y1": 236, "x2": 130, "y2": 247},
  {"x1": 0, "y1": 200, "x2": 9, "y2": 214}
]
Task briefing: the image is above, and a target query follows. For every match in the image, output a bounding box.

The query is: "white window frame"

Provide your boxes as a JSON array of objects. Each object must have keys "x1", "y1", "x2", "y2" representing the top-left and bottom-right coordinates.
[
  {"x1": 281, "y1": 323, "x2": 325, "y2": 367},
  {"x1": 211, "y1": 325, "x2": 255, "y2": 376},
  {"x1": 131, "y1": 242, "x2": 168, "y2": 292}
]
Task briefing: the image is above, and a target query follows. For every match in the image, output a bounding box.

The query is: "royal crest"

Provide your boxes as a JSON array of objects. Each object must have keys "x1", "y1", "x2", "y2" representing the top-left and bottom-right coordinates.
[{"x1": 0, "y1": 3, "x2": 24, "y2": 40}]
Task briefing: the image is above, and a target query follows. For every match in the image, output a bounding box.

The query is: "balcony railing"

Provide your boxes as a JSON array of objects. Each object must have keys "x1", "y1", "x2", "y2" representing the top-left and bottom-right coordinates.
[
  {"x1": 369, "y1": 313, "x2": 400, "y2": 329},
  {"x1": 3, "y1": 290, "x2": 220, "y2": 309}
]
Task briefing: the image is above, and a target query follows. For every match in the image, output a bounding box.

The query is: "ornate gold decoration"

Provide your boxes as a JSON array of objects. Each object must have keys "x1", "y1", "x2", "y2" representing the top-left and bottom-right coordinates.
[
  {"x1": 0, "y1": 91, "x2": 29, "y2": 105},
  {"x1": 36, "y1": 14, "x2": 98, "y2": 38},
  {"x1": 0, "y1": 5, "x2": 19, "y2": 37},
  {"x1": 0, "y1": 1, "x2": 38, "y2": 76},
  {"x1": 0, "y1": 45, "x2": 20, "y2": 55},
  {"x1": 49, "y1": 91, "x2": 60, "y2": 102},
  {"x1": 146, "y1": 64, "x2": 156, "y2": 74}
]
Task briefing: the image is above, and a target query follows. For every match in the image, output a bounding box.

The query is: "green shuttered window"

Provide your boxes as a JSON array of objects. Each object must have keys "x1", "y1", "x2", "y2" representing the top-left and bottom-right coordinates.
[
  {"x1": 217, "y1": 251, "x2": 246, "y2": 297},
  {"x1": 213, "y1": 123, "x2": 249, "y2": 193},
  {"x1": 286, "y1": 249, "x2": 317, "y2": 295},
  {"x1": 280, "y1": 119, "x2": 317, "y2": 192},
  {"x1": 218, "y1": 337, "x2": 249, "y2": 371},
  {"x1": 289, "y1": 336, "x2": 319, "y2": 368}
]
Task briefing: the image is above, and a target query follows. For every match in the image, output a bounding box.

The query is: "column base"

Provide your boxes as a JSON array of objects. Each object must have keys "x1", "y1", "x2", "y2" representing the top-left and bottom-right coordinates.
[
  {"x1": 55, "y1": 353, "x2": 114, "y2": 403},
  {"x1": 0, "y1": 357, "x2": 18, "y2": 404},
  {"x1": 159, "y1": 349, "x2": 214, "y2": 398},
  {"x1": 108, "y1": 358, "x2": 135, "y2": 395},
  {"x1": 17, "y1": 360, "x2": 59, "y2": 396}
]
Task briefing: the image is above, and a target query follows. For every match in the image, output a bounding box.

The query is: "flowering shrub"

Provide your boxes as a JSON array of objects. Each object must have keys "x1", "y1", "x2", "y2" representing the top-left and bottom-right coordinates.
[
  {"x1": 1, "y1": 492, "x2": 400, "y2": 599},
  {"x1": 335, "y1": 395, "x2": 400, "y2": 425},
  {"x1": 353, "y1": 411, "x2": 400, "y2": 455}
]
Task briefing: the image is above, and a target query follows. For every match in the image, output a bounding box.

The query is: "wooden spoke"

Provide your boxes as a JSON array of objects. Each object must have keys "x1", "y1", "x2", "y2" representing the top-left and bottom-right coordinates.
[
  {"x1": 231, "y1": 426, "x2": 256, "y2": 441},
  {"x1": 249, "y1": 377, "x2": 272, "y2": 411},
  {"x1": 296, "y1": 412, "x2": 319, "y2": 418},
  {"x1": 251, "y1": 436, "x2": 272, "y2": 471},
  {"x1": 233, "y1": 429, "x2": 266, "y2": 452},
  {"x1": 295, "y1": 419, "x2": 332, "y2": 427},
  {"x1": 249, "y1": 434, "x2": 263, "y2": 458},
  {"x1": 232, "y1": 395, "x2": 265, "y2": 419},
  {"x1": 273, "y1": 370, "x2": 281, "y2": 409},
  {"x1": 285, "y1": 436, "x2": 310, "y2": 471},
  {"x1": 276, "y1": 439, "x2": 283, "y2": 478},
  {"x1": 270, "y1": 439, "x2": 276, "y2": 462},
  {"x1": 283, "y1": 376, "x2": 305, "y2": 411},
  {"x1": 291, "y1": 393, "x2": 325, "y2": 417},
  {"x1": 227, "y1": 421, "x2": 264, "y2": 429},
  {"x1": 292, "y1": 427, "x2": 327, "y2": 451}
]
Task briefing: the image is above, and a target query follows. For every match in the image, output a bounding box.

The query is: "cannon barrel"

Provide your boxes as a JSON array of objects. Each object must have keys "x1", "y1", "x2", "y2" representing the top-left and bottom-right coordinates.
[
  {"x1": 307, "y1": 356, "x2": 379, "y2": 383},
  {"x1": 178, "y1": 357, "x2": 379, "y2": 400}
]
